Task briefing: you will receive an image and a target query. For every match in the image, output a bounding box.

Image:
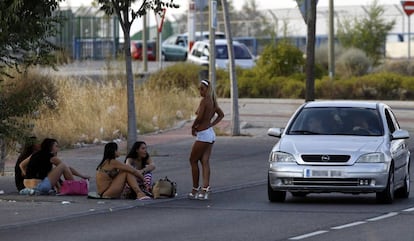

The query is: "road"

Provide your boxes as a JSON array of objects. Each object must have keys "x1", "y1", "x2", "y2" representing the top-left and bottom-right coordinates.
[
  {"x1": 1, "y1": 131, "x2": 414, "y2": 241},
  {"x1": 0, "y1": 98, "x2": 413, "y2": 241}
]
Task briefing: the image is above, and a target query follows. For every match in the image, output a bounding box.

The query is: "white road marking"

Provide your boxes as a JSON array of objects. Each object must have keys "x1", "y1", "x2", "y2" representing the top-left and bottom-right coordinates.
[
  {"x1": 288, "y1": 210, "x2": 404, "y2": 240},
  {"x1": 402, "y1": 207, "x2": 414, "y2": 212},
  {"x1": 289, "y1": 230, "x2": 329, "y2": 240},
  {"x1": 331, "y1": 221, "x2": 366, "y2": 230},
  {"x1": 366, "y1": 212, "x2": 398, "y2": 222}
]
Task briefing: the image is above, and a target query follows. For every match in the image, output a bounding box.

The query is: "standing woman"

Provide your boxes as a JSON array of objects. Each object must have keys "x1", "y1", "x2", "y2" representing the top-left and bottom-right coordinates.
[
  {"x1": 22, "y1": 138, "x2": 90, "y2": 194},
  {"x1": 188, "y1": 79, "x2": 224, "y2": 200},
  {"x1": 96, "y1": 142, "x2": 150, "y2": 200},
  {"x1": 125, "y1": 141, "x2": 156, "y2": 194}
]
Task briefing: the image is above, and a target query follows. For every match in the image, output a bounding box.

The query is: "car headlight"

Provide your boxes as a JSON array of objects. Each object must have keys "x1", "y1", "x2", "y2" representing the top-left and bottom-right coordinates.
[
  {"x1": 269, "y1": 151, "x2": 295, "y2": 163},
  {"x1": 356, "y1": 153, "x2": 385, "y2": 163}
]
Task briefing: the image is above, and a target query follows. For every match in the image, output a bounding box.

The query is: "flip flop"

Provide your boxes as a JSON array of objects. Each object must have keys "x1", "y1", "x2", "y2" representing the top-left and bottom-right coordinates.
[{"x1": 137, "y1": 196, "x2": 151, "y2": 201}]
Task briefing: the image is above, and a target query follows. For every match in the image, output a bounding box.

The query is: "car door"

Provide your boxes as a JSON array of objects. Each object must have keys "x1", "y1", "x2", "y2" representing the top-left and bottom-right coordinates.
[{"x1": 385, "y1": 108, "x2": 409, "y2": 184}]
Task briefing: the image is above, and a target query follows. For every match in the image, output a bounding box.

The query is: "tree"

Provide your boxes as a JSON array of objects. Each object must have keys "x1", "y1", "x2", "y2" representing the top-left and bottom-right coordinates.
[
  {"x1": 304, "y1": 0, "x2": 316, "y2": 102},
  {"x1": 97, "y1": 0, "x2": 178, "y2": 151},
  {"x1": 221, "y1": 0, "x2": 240, "y2": 135},
  {"x1": 337, "y1": 0, "x2": 395, "y2": 66},
  {"x1": 0, "y1": 0, "x2": 62, "y2": 79},
  {"x1": 296, "y1": 0, "x2": 317, "y2": 101}
]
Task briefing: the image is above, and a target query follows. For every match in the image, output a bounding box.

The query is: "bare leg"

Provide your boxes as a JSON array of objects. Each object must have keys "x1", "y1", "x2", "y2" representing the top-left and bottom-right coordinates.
[
  {"x1": 47, "y1": 163, "x2": 74, "y2": 186},
  {"x1": 200, "y1": 143, "x2": 213, "y2": 189},
  {"x1": 101, "y1": 171, "x2": 128, "y2": 198},
  {"x1": 126, "y1": 173, "x2": 147, "y2": 199},
  {"x1": 189, "y1": 141, "x2": 205, "y2": 194}
]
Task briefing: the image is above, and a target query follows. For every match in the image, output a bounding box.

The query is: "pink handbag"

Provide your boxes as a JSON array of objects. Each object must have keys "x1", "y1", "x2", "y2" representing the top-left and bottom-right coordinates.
[{"x1": 59, "y1": 179, "x2": 89, "y2": 195}]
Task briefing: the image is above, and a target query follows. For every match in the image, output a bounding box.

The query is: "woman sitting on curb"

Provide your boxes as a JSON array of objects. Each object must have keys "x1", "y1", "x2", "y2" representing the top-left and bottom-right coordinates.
[
  {"x1": 15, "y1": 136, "x2": 40, "y2": 192},
  {"x1": 20, "y1": 138, "x2": 90, "y2": 195},
  {"x1": 123, "y1": 141, "x2": 156, "y2": 198},
  {"x1": 96, "y1": 142, "x2": 151, "y2": 200}
]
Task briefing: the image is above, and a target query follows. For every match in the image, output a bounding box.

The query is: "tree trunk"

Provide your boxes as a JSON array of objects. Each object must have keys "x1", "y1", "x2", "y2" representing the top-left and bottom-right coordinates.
[
  {"x1": 0, "y1": 136, "x2": 5, "y2": 176},
  {"x1": 123, "y1": 24, "x2": 138, "y2": 151},
  {"x1": 305, "y1": 0, "x2": 317, "y2": 102},
  {"x1": 221, "y1": 0, "x2": 240, "y2": 135}
]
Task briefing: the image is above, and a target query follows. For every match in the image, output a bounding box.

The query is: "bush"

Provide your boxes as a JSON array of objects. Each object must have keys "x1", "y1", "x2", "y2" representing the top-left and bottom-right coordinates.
[
  {"x1": 315, "y1": 43, "x2": 344, "y2": 76},
  {"x1": 336, "y1": 48, "x2": 372, "y2": 78},
  {"x1": 145, "y1": 62, "x2": 204, "y2": 90},
  {"x1": 373, "y1": 59, "x2": 414, "y2": 76},
  {"x1": 0, "y1": 70, "x2": 57, "y2": 142},
  {"x1": 254, "y1": 40, "x2": 305, "y2": 78}
]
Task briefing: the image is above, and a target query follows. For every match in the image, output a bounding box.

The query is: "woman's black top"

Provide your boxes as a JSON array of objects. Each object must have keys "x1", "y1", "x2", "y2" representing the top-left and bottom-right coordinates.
[{"x1": 25, "y1": 151, "x2": 54, "y2": 180}]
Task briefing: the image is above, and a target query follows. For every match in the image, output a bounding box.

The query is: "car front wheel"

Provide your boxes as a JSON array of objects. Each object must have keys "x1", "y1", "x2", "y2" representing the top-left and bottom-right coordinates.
[
  {"x1": 268, "y1": 176, "x2": 286, "y2": 202},
  {"x1": 376, "y1": 166, "x2": 394, "y2": 204}
]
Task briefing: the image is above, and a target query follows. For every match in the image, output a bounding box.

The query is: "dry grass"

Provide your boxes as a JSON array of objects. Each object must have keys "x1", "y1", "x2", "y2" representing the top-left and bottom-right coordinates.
[{"x1": 31, "y1": 77, "x2": 198, "y2": 147}]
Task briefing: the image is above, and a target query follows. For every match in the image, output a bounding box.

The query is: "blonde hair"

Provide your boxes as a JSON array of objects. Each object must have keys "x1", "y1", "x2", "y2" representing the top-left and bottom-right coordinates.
[{"x1": 201, "y1": 79, "x2": 218, "y2": 108}]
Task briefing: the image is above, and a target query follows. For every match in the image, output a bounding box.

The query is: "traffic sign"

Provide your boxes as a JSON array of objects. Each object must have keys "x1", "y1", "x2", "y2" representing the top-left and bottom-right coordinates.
[{"x1": 401, "y1": 1, "x2": 414, "y2": 16}]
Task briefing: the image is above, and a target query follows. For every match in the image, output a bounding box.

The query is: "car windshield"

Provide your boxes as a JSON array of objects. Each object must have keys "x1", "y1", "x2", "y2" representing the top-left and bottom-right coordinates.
[
  {"x1": 215, "y1": 44, "x2": 252, "y2": 59},
  {"x1": 287, "y1": 107, "x2": 384, "y2": 136}
]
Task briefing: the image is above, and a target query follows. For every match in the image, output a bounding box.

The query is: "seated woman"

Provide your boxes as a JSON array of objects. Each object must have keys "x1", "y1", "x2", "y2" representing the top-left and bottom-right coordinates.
[
  {"x1": 122, "y1": 141, "x2": 156, "y2": 198},
  {"x1": 20, "y1": 138, "x2": 90, "y2": 195},
  {"x1": 15, "y1": 136, "x2": 40, "y2": 192},
  {"x1": 96, "y1": 142, "x2": 151, "y2": 200}
]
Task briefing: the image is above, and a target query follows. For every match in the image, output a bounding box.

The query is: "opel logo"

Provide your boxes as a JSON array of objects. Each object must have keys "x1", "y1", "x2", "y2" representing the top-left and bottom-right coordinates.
[{"x1": 321, "y1": 155, "x2": 330, "y2": 162}]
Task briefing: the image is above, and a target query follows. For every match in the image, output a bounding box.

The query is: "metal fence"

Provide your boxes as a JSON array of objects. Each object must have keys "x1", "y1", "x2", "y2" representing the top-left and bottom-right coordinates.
[{"x1": 54, "y1": 8, "x2": 120, "y2": 60}]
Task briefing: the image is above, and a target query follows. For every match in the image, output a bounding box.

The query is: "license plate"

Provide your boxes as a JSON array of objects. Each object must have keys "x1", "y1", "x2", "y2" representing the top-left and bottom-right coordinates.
[{"x1": 304, "y1": 169, "x2": 342, "y2": 177}]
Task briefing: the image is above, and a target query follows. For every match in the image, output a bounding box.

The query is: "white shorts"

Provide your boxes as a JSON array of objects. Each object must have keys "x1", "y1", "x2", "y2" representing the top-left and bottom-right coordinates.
[{"x1": 196, "y1": 127, "x2": 216, "y2": 143}]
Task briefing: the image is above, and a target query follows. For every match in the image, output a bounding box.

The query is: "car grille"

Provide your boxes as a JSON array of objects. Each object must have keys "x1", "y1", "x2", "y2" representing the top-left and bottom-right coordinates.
[
  {"x1": 301, "y1": 155, "x2": 350, "y2": 162},
  {"x1": 292, "y1": 178, "x2": 359, "y2": 186}
]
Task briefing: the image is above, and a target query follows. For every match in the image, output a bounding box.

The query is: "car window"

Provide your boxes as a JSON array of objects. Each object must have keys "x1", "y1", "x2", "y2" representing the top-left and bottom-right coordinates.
[
  {"x1": 164, "y1": 35, "x2": 176, "y2": 45},
  {"x1": 214, "y1": 44, "x2": 252, "y2": 60},
  {"x1": 288, "y1": 107, "x2": 383, "y2": 136},
  {"x1": 385, "y1": 109, "x2": 397, "y2": 133},
  {"x1": 234, "y1": 44, "x2": 252, "y2": 59},
  {"x1": 176, "y1": 36, "x2": 187, "y2": 46},
  {"x1": 190, "y1": 43, "x2": 204, "y2": 57},
  {"x1": 216, "y1": 45, "x2": 228, "y2": 59}
]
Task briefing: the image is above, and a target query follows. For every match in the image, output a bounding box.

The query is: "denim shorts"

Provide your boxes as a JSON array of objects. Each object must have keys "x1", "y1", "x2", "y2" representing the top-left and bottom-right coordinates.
[{"x1": 36, "y1": 177, "x2": 52, "y2": 194}]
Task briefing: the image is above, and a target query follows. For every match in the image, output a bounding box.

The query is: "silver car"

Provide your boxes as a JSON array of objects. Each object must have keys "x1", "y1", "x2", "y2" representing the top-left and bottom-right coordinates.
[{"x1": 267, "y1": 101, "x2": 410, "y2": 203}]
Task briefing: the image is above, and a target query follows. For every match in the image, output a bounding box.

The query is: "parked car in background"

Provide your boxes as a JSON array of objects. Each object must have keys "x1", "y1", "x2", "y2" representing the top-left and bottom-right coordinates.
[
  {"x1": 162, "y1": 31, "x2": 225, "y2": 61},
  {"x1": 267, "y1": 100, "x2": 410, "y2": 204},
  {"x1": 131, "y1": 40, "x2": 156, "y2": 61},
  {"x1": 187, "y1": 39, "x2": 256, "y2": 69}
]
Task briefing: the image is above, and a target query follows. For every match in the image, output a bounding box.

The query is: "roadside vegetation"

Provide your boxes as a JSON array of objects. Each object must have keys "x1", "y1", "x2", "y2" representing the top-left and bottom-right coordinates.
[{"x1": 1, "y1": 67, "x2": 198, "y2": 149}]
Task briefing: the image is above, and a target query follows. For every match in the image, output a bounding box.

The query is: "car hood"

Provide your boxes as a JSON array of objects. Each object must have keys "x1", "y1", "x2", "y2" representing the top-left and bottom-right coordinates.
[{"x1": 275, "y1": 135, "x2": 384, "y2": 155}]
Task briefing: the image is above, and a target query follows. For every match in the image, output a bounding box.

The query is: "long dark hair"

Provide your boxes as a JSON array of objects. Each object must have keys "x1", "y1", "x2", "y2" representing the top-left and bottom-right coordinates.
[
  {"x1": 97, "y1": 142, "x2": 118, "y2": 170},
  {"x1": 125, "y1": 141, "x2": 149, "y2": 169},
  {"x1": 15, "y1": 136, "x2": 40, "y2": 191},
  {"x1": 39, "y1": 138, "x2": 58, "y2": 153},
  {"x1": 25, "y1": 138, "x2": 57, "y2": 180}
]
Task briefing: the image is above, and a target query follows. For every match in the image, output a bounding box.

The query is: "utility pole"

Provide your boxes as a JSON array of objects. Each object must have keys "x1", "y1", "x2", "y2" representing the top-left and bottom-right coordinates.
[
  {"x1": 142, "y1": 13, "x2": 148, "y2": 72},
  {"x1": 328, "y1": 0, "x2": 335, "y2": 79},
  {"x1": 209, "y1": 0, "x2": 217, "y2": 88}
]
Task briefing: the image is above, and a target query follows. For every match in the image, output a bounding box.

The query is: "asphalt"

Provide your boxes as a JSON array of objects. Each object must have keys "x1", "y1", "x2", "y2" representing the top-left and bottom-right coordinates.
[{"x1": 0, "y1": 98, "x2": 413, "y2": 230}]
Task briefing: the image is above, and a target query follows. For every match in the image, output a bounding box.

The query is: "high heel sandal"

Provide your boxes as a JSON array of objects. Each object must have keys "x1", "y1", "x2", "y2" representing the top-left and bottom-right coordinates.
[
  {"x1": 197, "y1": 186, "x2": 211, "y2": 200},
  {"x1": 188, "y1": 186, "x2": 200, "y2": 200}
]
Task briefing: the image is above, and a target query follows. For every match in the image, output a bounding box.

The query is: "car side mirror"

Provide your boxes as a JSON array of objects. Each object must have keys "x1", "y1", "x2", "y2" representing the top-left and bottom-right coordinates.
[
  {"x1": 391, "y1": 129, "x2": 410, "y2": 140},
  {"x1": 267, "y1": 128, "x2": 283, "y2": 138}
]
